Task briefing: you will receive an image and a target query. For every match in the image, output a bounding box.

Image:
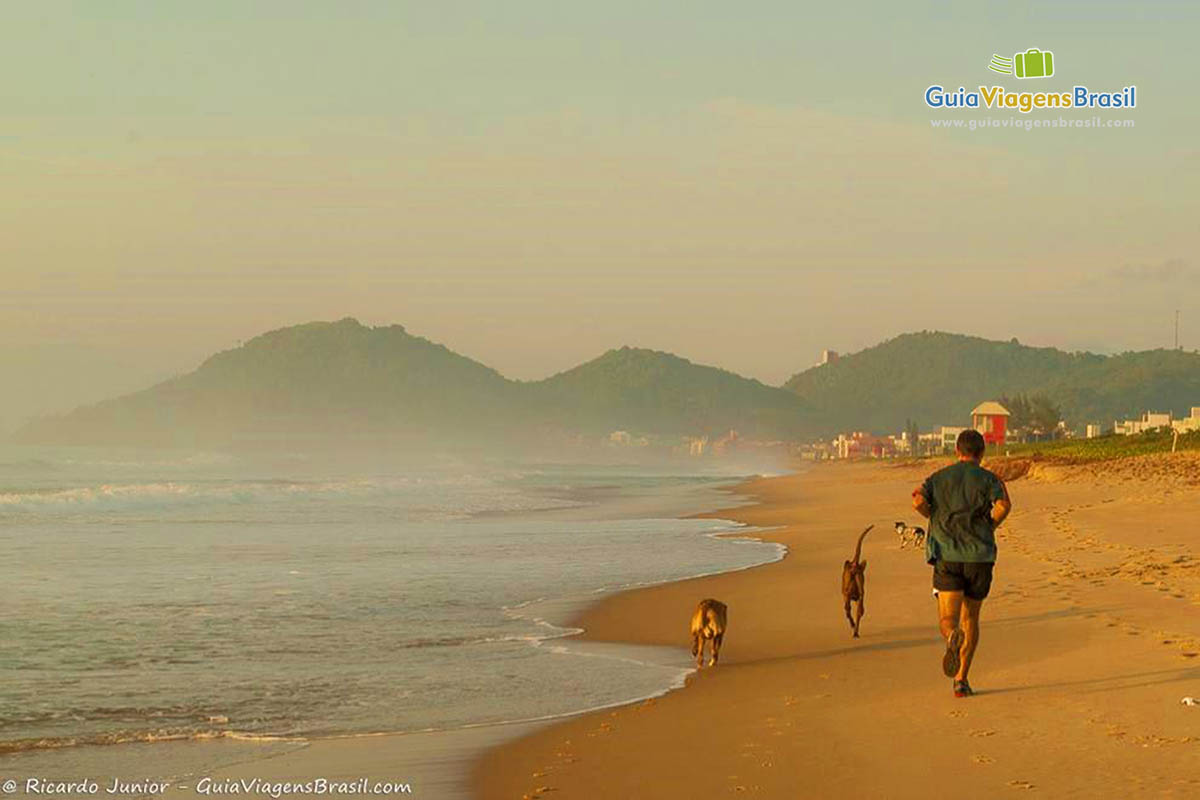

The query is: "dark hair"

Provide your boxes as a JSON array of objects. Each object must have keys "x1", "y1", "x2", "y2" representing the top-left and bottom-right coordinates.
[{"x1": 956, "y1": 429, "x2": 986, "y2": 458}]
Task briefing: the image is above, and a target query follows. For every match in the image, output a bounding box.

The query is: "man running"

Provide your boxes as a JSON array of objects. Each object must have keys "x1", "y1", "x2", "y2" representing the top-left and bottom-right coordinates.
[{"x1": 911, "y1": 429, "x2": 1011, "y2": 697}]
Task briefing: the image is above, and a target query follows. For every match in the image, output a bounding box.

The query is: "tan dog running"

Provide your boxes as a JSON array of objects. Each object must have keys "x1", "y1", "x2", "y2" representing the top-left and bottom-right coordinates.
[
  {"x1": 842, "y1": 525, "x2": 873, "y2": 638},
  {"x1": 690, "y1": 598, "x2": 727, "y2": 668}
]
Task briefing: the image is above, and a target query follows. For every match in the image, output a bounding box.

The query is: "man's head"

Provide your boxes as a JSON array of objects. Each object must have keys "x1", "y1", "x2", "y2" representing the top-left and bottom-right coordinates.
[{"x1": 956, "y1": 429, "x2": 986, "y2": 461}]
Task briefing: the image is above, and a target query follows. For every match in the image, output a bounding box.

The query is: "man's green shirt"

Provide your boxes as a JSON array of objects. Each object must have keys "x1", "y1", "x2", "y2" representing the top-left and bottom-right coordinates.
[{"x1": 920, "y1": 460, "x2": 1005, "y2": 564}]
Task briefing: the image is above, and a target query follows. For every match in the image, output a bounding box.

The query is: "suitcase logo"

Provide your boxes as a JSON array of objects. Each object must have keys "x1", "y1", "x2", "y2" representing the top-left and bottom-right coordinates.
[{"x1": 988, "y1": 48, "x2": 1055, "y2": 79}]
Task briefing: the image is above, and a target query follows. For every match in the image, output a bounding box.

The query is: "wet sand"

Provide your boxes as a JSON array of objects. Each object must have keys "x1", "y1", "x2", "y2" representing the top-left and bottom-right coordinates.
[{"x1": 475, "y1": 455, "x2": 1200, "y2": 798}]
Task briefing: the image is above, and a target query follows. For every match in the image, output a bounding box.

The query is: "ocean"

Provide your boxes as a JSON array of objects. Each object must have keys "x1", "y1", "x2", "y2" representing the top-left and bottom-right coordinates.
[{"x1": 0, "y1": 446, "x2": 783, "y2": 787}]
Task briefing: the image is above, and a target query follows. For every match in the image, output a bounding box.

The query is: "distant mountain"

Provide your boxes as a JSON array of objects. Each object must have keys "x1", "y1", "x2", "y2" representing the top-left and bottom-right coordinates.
[
  {"x1": 14, "y1": 319, "x2": 522, "y2": 447},
  {"x1": 14, "y1": 320, "x2": 815, "y2": 447},
  {"x1": 19, "y1": 324, "x2": 1199, "y2": 448},
  {"x1": 527, "y1": 347, "x2": 813, "y2": 439},
  {"x1": 783, "y1": 331, "x2": 1200, "y2": 434}
]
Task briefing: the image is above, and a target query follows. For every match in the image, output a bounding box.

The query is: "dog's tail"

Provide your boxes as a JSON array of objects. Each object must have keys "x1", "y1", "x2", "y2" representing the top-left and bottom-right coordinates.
[{"x1": 851, "y1": 524, "x2": 874, "y2": 565}]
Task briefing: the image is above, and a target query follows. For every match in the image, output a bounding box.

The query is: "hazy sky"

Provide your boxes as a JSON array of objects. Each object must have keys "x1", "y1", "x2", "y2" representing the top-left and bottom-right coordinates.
[{"x1": 3, "y1": 2, "x2": 1198, "y2": 431}]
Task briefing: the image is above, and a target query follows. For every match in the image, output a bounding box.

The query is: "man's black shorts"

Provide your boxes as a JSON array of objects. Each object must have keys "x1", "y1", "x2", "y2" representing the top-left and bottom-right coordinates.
[{"x1": 933, "y1": 560, "x2": 994, "y2": 600}]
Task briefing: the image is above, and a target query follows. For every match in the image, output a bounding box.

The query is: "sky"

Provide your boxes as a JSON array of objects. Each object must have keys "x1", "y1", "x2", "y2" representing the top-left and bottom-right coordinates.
[{"x1": 3, "y1": 1, "x2": 1198, "y2": 431}]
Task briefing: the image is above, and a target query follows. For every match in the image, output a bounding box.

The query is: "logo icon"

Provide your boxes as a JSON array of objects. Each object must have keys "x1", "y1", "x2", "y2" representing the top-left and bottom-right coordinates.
[
  {"x1": 988, "y1": 54, "x2": 1014, "y2": 75},
  {"x1": 988, "y1": 48, "x2": 1055, "y2": 79}
]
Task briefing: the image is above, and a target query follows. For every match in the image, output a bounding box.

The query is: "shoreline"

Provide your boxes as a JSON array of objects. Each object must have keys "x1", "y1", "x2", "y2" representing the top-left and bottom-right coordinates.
[
  {"x1": 466, "y1": 470, "x2": 806, "y2": 800},
  {"x1": 474, "y1": 455, "x2": 1200, "y2": 799},
  {"x1": 36, "y1": 468, "x2": 780, "y2": 800},
  {"x1": 555, "y1": 476, "x2": 792, "y2": 649}
]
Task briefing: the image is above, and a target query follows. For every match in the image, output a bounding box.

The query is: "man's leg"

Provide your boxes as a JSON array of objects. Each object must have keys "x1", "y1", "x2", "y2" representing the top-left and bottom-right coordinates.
[
  {"x1": 937, "y1": 589, "x2": 966, "y2": 677},
  {"x1": 956, "y1": 597, "x2": 982, "y2": 681},
  {"x1": 937, "y1": 589, "x2": 964, "y2": 640}
]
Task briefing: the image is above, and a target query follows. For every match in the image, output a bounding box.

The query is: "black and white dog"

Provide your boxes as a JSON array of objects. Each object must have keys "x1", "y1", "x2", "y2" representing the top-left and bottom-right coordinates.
[{"x1": 894, "y1": 520, "x2": 926, "y2": 550}]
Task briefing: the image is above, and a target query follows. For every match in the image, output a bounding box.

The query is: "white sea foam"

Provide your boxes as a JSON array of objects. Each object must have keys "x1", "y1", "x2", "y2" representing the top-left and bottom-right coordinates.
[{"x1": 0, "y1": 453, "x2": 779, "y2": 773}]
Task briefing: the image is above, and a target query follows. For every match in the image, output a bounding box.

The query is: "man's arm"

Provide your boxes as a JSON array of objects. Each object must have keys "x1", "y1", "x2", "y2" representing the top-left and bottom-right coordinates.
[
  {"x1": 912, "y1": 485, "x2": 931, "y2": 519},
  {"x1": 990, "y1": 479, "x2": 1012, "y2": 528}
]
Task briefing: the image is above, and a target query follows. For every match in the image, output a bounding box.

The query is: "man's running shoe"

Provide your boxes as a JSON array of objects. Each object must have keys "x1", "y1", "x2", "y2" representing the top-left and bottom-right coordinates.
[{"x1": 942, "y1": 629, "x2": 963, "y2": 678}]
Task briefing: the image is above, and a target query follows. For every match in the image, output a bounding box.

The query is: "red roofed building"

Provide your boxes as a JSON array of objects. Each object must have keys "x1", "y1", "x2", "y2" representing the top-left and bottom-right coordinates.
[{"x1": 971, "y1": 401, "x2": 1011, "y2": 447}]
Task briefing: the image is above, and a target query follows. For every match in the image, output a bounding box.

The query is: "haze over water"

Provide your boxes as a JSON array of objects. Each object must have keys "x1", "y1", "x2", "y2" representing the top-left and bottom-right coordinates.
[{"x1": 0, "y1": 445, "x2": 781, "y2": 779}]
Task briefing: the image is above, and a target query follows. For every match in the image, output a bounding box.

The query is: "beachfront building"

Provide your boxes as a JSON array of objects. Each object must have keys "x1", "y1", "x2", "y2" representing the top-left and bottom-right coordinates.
[
  {"x1": 938, "y1": 425, "x2": 967, "y2": 453},
  {"x1": 798, "y1": 440, "x2": 835, "y2": 460},
  {"x1": 916, "y1": 431, "x2": 942, "y2": 455},
  {"x1": 1172, "y1": 408, "x2": 1200, "y2": 434},
  {"x1": 1086, "y1": 423, "x2": 1104, "y2": 439},
  {"x1": 832, "y1": 431, "x2": 896, "y2": 458},
  {"x1": 971, "y1": 402, "x2": 1011, "y2": 446},
  {"x1": 1114, "y1": 411, "x2": 1173, "y2": 435}
]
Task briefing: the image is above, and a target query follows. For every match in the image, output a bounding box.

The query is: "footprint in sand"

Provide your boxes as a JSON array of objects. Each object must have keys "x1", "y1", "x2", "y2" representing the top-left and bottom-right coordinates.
[
  {"x1": 948, "y1": 709, "x2": 968, "y2": 718},
  {"x1": 1008, "y1": 780, "x2": 1036, "y2": 790},
  {"x1": 970, "y1": 729, "x2": 997, "y2": 737},
  {"x1": 972, "y1": 754, "x2": 995, "y2": 764}
]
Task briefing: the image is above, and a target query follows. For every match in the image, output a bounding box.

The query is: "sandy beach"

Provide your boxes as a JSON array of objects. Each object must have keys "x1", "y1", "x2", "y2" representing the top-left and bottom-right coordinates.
[
  {"x1": 474, "y1": 455, "x2": 1200, "y2": 798},
  {"x1": 146, "y1": 454, "x2": 1200, "y2": 799}
]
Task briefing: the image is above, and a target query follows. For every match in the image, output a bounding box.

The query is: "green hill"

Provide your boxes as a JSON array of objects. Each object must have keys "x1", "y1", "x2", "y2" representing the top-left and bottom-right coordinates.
[
  {"x1": 14, "y1": 318, "x2": 522, "y2": 447},
  {"x1": 18, "y1": 324, "x2": 1199, "y2": 447},
  {"x1": 783, "y1": 331, "x2": 1200, "y2": 434},
  {"x1": 14, "y1": 320, "x2": 815, "y2": 447},
  {"x1": 527, "y1": 346, "x2": 813, "y2": 439}
]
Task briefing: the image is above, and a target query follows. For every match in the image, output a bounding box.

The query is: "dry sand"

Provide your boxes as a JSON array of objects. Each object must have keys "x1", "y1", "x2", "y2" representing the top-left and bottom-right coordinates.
[{"x1": 474, "y1": 454, "x2": 1200, "y2": 799}]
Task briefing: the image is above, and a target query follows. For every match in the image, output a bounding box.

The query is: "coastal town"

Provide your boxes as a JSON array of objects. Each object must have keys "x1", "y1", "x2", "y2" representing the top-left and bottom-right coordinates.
[
  {"x1": 596, "y1": 347, "x2": 1200, "y2": 461},
  {"x1": 606, "y1": 397, "x2": 1200, "y2": 461}
]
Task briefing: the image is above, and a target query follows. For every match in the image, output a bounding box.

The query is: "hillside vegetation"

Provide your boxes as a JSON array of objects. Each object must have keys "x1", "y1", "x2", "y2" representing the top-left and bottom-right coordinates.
[
  {"x1": 15, "y1": 320, "x2": 815, "y2": 447},
  {"x1": 784, "y1": 332, "x2": 1200, "y2": 434},
  {"x1": 528, "y1": 347, "x2": 812, "y2": 439},
  {"x1": 15, "y1": 319, "x2": 523, "y2": 447},
  {"x1": 15, "y1": 324, "x2": 1200, "y2": 448}
]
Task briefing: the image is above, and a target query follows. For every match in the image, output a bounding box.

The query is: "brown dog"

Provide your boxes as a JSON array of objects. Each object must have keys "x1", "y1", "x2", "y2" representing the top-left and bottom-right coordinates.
[
  {"x1": 841, "y1": 525, "x2": 873, "y2": 638},
  {"x1": 690, "y1": 598, "x2": 727, "y2": 667}
]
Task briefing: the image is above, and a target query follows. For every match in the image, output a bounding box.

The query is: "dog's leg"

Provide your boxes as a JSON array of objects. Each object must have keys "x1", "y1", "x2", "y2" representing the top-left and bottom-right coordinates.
[
  {"x1": 692, "y1": 633, "x2": 702, "y2": 667},
  {"x1": 711, "y1": 632, "x2": 723, "y2": 666},
  {"x1": 854, "y1": 591, "x2": 865, "y2": 638},
  {"x1": 844, "y1": 596, "x2": 855, "y2": 631}
]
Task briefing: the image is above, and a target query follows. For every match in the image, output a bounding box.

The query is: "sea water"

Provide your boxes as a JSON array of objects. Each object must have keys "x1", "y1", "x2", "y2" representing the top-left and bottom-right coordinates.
[{"x1": 0, "y1": 446, "x2": 783, "y2": 783}]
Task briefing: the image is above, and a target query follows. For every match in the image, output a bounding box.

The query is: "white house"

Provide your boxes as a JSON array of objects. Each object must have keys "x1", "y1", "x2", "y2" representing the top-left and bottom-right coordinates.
[
  {"x1": 1114, "y1": 411, "x2": 1173, "y2": 435},
  {"x1": 938, "y1": 425, "x2": 967, "y2": 452},
  {"x1": 1172, "y1": 407, "x2": 1200, "y2": 434}
]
